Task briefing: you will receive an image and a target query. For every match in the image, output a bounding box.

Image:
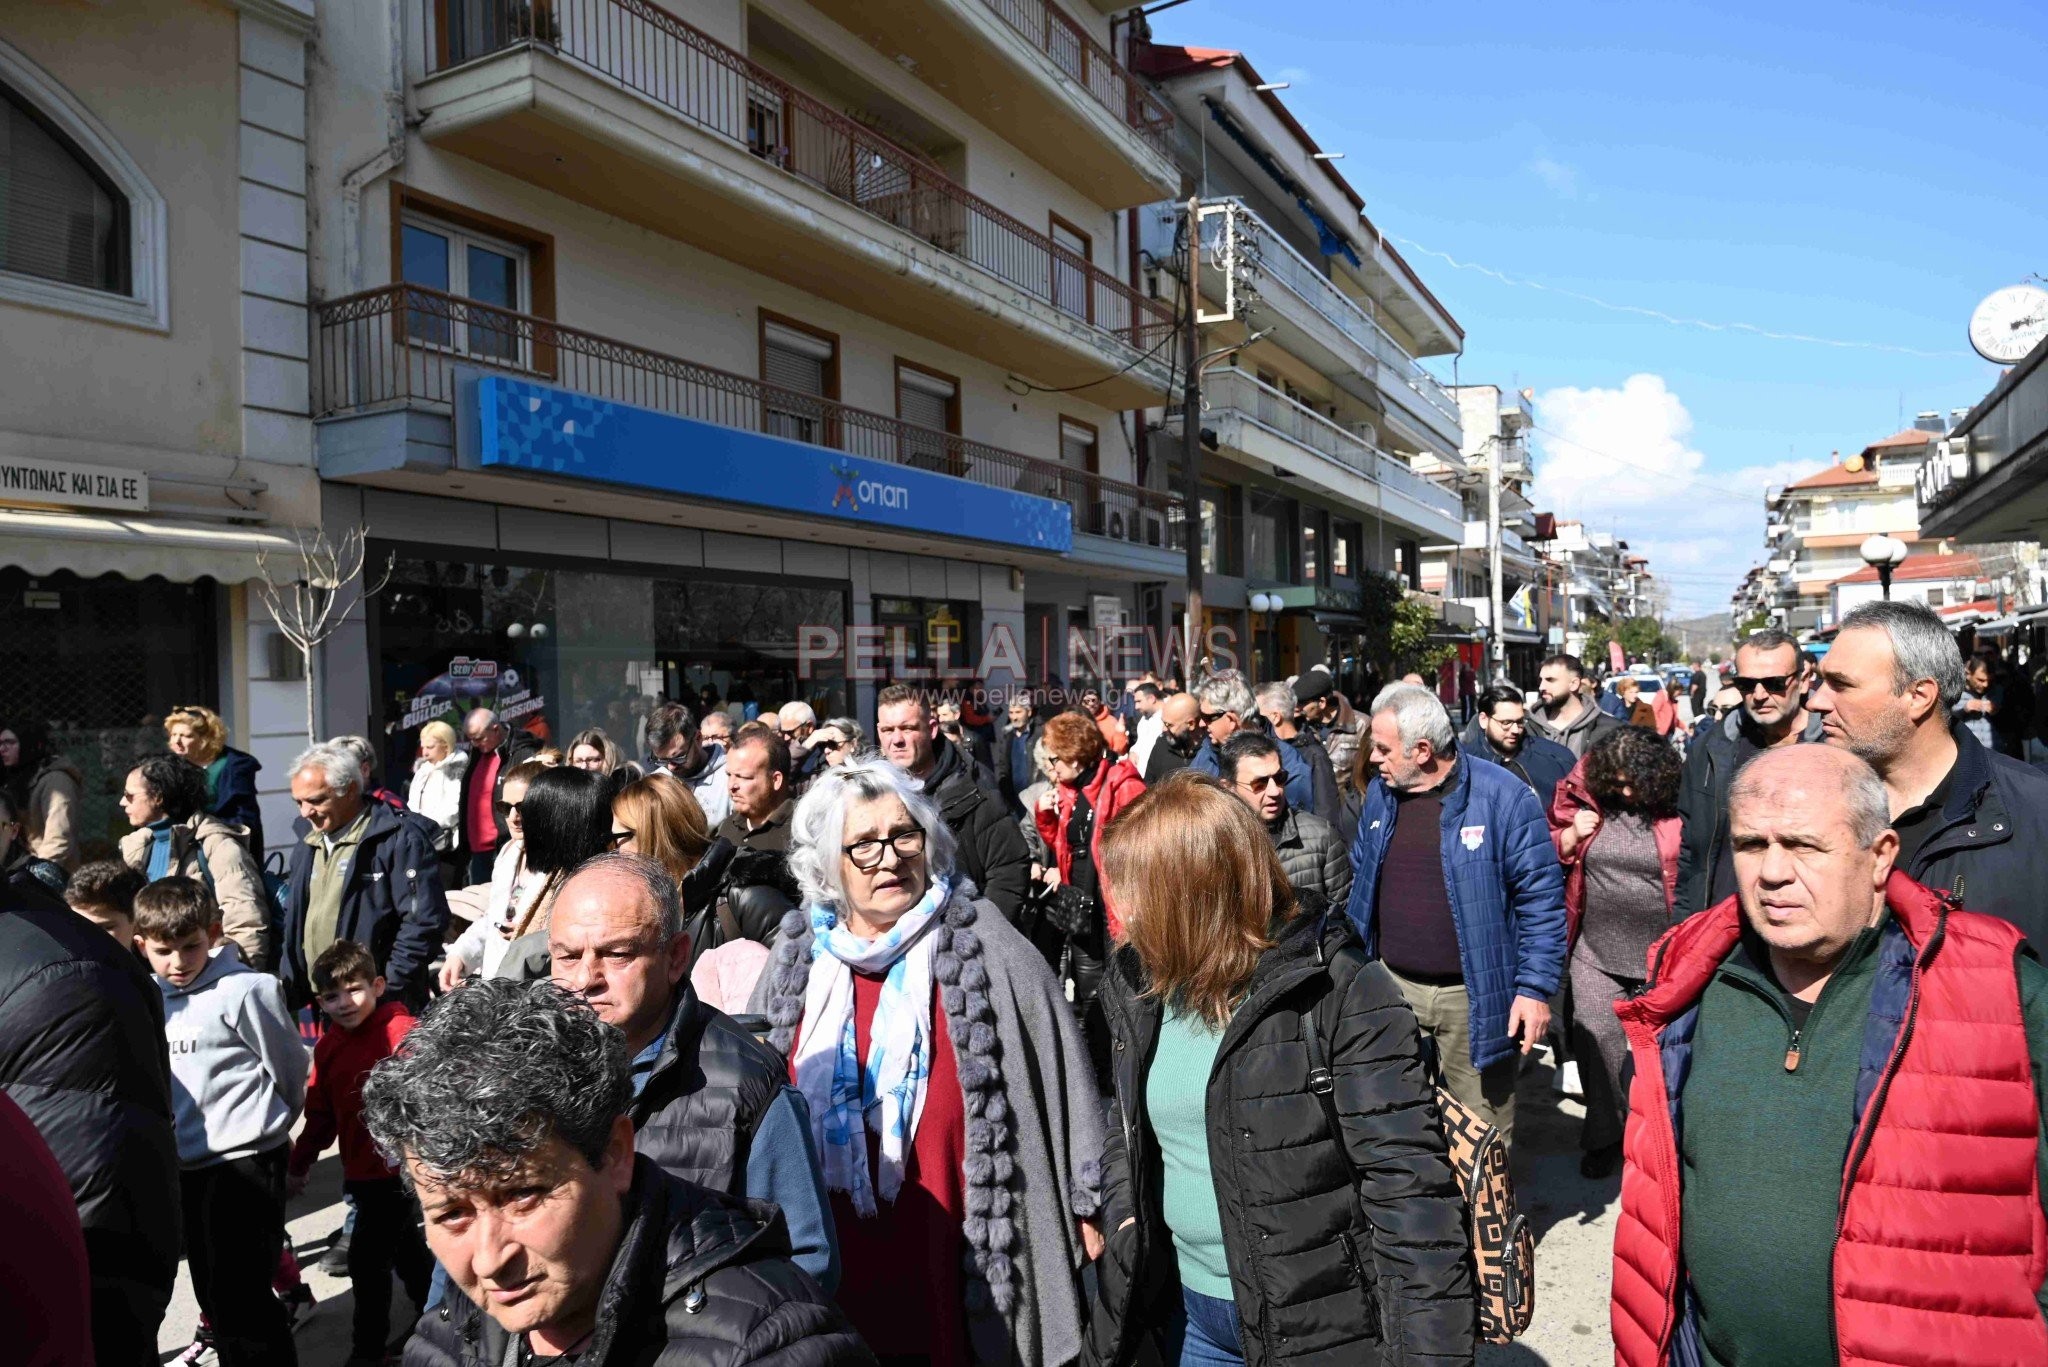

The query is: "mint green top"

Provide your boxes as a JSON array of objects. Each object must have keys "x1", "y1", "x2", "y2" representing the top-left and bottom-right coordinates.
[{"x1": 1146, "y1": 1008, "x2": 1233, "y2": 1300}]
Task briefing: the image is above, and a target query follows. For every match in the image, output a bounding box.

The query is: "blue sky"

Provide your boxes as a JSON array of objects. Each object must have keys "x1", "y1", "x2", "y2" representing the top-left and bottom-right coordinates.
[{"x1": 1148, "y1": 0, "x2": 2046, "y2": 614}]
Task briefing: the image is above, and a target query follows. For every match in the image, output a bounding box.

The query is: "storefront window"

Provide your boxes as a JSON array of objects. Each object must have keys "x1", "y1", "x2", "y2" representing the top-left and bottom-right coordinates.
[
  {"x1": 873, "y1": 597, "x2": 982, "y2": 682},
  {"x1": 1332, "y1": 520, "x2": 1359, "y2": 580},
  {"x1": 0, "y1": 569, "x2": 218, "y2": 855},
  {"x1": 376, "y1": 551, "x2": 847, "y2": 773}
]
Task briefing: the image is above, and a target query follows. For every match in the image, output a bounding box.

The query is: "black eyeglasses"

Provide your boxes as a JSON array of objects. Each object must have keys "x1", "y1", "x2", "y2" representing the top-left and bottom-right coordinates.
[
  {"x1": 1235, "y1": 773, "x2": 1285, "y2": 792},
  {"x1": 607, "y1": 828, "x2": 633, "y2": 848},
  {"x1": 1490, "y1": 717, "x2": 1528, "y2": 730},
  {"x1": 1733, "y1": 675, "x2": 1794, "y2": 695},
  {"x1": 1199, "y1": 709, "x2": 1227, "y2": 725},
  {"x1": 844, "y1": 827, "x2": 926, "y2": 871}
]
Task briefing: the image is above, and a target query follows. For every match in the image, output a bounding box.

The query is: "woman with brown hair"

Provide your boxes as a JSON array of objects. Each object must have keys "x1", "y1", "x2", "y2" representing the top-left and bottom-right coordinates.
[{"x1": 1087, "y1": 773, "x2": 1474, "y2": 1367}]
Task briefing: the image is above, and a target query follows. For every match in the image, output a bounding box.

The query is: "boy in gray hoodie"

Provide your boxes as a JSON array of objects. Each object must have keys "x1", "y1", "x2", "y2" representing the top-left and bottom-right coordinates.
[{"x1": 136, "y1": 876, "x2": 308, "y2": 1367}]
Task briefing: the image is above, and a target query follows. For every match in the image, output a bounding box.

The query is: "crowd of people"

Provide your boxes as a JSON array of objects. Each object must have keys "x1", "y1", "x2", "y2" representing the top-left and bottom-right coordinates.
[{"x1": 3, "y1": 597, "x2": 2048, "y2": 1366}]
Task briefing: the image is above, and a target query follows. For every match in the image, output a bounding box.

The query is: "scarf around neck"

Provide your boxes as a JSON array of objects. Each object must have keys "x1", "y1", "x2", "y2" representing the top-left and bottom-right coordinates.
[{"x1": 792, "y1": 877, "x2": 947, "y2": 1218}]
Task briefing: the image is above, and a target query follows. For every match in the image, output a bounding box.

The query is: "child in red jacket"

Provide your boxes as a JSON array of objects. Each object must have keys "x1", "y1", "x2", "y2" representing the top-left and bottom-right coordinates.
[{"x1": 287, "y1": 940, "x2": 429, "y2": 1364}]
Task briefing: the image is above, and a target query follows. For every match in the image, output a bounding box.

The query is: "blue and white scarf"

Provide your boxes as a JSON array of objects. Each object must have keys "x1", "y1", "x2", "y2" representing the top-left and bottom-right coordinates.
[{"x1": 791, "y1": 878, "x2": 946, "y2": 1218}]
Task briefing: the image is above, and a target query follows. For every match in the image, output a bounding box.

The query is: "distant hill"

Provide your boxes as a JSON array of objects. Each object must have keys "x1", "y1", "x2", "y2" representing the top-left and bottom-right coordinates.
[{"x1": 1668, "y1": 614, "x2": 1735, "y2": 662}]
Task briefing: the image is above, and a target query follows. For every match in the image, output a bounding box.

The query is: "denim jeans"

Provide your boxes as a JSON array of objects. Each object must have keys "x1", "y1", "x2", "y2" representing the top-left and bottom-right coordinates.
[{"x1": 1162, "y1": 1286, "x2": 1245, "y2": 1367}]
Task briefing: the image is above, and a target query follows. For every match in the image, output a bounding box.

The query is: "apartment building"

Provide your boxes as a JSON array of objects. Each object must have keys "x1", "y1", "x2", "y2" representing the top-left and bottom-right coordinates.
[
  {"x1": 1418, "y1": 384, "x2": 1552, "y2": 680},
  {"x1": 0, "y1": 0, "x2": 318, "y2": 849},
  {"x1": 1131, "y1": 42, "x2": 1467, "y2": 694},
  {"x1": 306, "y1": 0, "x2": 1194, "y2": 755},
  {"x1": 1764, "y1": 425, "x2": 1939, "y2": 634},
  {"x1": 1545, "y1": 519, "x2": 1652, "y2": 660}
]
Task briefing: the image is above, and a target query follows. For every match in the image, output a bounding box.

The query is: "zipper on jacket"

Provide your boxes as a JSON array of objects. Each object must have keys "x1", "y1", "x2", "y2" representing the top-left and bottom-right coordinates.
[{"x1": 1783, "y1": 1028, "x2": 1802, "y2": 1072}]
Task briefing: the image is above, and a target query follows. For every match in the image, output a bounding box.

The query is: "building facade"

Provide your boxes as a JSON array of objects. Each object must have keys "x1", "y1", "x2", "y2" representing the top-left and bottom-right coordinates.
[
  {"x1": 0, "y1": 0, "x2": 319, "y2": 850},
  {"x1": 1132, "y1": 41, "x2": 1467, "y2": 695},
  {"x1": 305, "y1": 0, "x2": 1201, "y2": 768}
]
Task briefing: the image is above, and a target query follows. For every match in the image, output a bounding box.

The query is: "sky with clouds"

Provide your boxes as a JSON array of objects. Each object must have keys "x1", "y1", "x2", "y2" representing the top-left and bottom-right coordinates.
[{"x1": 1148, "y1": 0, "x2": 2045, "y2": 615}]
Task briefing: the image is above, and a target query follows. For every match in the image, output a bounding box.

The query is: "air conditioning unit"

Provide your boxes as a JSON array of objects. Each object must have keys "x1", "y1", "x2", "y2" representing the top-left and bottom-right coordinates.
[{"x1": 1138, "y1": 510, "x2": 1165, "y2": 547}]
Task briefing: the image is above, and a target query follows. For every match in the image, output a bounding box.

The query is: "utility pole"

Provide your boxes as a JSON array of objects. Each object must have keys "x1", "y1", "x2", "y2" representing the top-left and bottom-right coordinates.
[
  {"x1": 1180, "y1": 194, "x2": 1204, "y2": 679},
  {"x1": 1487, "y1": 433, "x2": 1505, "y2": 684}
]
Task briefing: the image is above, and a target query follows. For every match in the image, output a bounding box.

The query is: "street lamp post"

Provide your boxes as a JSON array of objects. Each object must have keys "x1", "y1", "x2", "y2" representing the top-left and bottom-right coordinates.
[
  {"x1": 1250, "y1": 591, "x2": 1282, "y2": 679},
  {"x1": 1859, "y1": 534, "x2": 1911, "y2": 601}
]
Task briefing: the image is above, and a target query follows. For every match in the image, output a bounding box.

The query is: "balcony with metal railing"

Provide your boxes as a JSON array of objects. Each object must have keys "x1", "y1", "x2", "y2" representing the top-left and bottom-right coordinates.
[
  {"x1": 414, "y1": 0, "x2": 1176, "y2": 407},
  {"x1": 1171, "y1": 367, "x2": 1465, "y2": 544},
  {"x1": 313, "y1": 284, "x2": 1177, "y2": 557},
  {"x1": 1195, "y1": 199, "x2": 1463, "y2": 454},
  {"x1": 800, "y1": 0, "x2": 1177, "y2": 207}
]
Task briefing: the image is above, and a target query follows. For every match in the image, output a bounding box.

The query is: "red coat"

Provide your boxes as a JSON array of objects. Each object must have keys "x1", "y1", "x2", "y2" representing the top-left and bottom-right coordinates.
[
  {"x1": 1035, "y1": 758, "x2": 1146, "y2": 937},
  {"x1": 1546, "y1": 759, "x2": 1680, "y2": 947},
  {"x1": 289, "y1": 1000, "x2": 417, "y2": 1182},
  {"x1": 1611, "y1": 872, "x2": 2048, "y2": 1367}
]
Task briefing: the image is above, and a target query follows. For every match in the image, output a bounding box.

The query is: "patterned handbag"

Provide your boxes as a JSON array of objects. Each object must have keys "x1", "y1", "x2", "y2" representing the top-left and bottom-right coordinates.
[{"x1": 1306, "y1": 953, "x2": 1535, "y2": 1345}]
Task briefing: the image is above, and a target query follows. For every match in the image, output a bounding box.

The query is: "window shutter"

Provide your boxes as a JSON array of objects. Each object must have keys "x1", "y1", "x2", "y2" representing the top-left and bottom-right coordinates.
[
  {"x1": 0, "y1": 88, "x2": 126, "y2": 293},
  {"x1": 897, "y1": 368, "x2": 954, "y2": 432},
  {"x1": 763, "y1": 322, "x2": 832, "y2": 396}
]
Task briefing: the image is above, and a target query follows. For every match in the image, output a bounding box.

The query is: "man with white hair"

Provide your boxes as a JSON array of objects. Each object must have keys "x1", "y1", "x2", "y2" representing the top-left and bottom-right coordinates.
[
  {"x1": 1187, "y1": 669, "x2": 1315, "y2": 813},
  {"x1": 1342, "y1": 684, "x2": 1567, "y2": 1145},
  {"x1": 1608, "y1": 744, "x2": 2048, "y2": 1367},
  {"x1": 1808, "y1": 599, "x2": 2048, "y2": 947},
  {"x1": 776, "y1": 700, "x2": 822, "y2": 781},
  {"x1": 282, "y1": 742, "x2": 449, "y2": 1009}
]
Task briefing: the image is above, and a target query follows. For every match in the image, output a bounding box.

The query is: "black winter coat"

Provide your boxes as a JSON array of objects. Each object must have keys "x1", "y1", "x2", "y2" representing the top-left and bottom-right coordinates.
[
  {"x1": 282, "y1": 799, "x2": 451, "y2": 1009},
  {"x1": 405, "y1": 1157, "x2": 873, "y2": 1367},
  {"x1": 922, "y1": 738, "x2": 1031, "y2": 919},
  {"x1": 209, "y1": 745, "x2": 266, "y2": 866},
  {"x1": 631, "y1": 981, "x2": 787, "y2": 1195},
  {"x1": 1089, "y1": 909, "x2": 1475, "y2": 1367},
  {"x1": 1902, "y1": 722, "x2": 2048, "y2": 949},
  {"x1": 0, "y1": 889, "x2": 181, "y2": 1363}
]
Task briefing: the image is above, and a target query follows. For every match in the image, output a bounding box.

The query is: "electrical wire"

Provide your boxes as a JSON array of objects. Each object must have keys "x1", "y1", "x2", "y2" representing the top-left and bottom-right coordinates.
[{"x1": 1388, "y1": 236, "x2": 1975, "y2": 360}]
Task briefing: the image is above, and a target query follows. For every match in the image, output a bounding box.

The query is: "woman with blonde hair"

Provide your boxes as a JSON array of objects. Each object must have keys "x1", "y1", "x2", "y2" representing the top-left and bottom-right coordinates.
[
  {"x1": 406, "y1": 719, "x2": 468, "y2": 854},
  {"x1": 565, "y1": 725, "x2": 631, "y2": 776},
  {"x1": 611, "y1": 774, "x2": 738, "y2": 970},
  {"x1": 164, "y1": 704, "x2": 266, "y2": 865},
  {"x1": 1086, "y1": 773, "x2": 1474, "y2": 1367}
]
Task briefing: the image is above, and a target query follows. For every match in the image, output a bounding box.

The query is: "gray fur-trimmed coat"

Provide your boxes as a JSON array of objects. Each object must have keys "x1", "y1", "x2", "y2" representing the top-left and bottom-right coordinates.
[{"x1": 750, "y1": 881, "x2": 1108, "y2": 1367}]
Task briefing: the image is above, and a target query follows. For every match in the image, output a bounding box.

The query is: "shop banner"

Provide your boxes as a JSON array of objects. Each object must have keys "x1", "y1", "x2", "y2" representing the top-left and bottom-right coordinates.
[
  {"x1": 0, "y1": 456, "x2": 148, "y2": 512},
  {"x1": 468, "y1": 376, "x2": 1074, "y2": 553}
]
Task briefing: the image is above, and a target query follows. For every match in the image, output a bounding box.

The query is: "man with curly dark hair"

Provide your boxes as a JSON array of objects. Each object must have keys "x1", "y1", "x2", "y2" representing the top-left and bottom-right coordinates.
[
  {"x1": 363, "y1": 978, "x2": 872, "y2": 1367},
  {"x1": 1550, "y1": 725, "x2": 1686, "y2": 1176}
]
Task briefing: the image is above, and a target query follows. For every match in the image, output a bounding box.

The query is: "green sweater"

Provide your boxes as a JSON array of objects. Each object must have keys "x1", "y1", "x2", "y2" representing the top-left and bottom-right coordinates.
[
  {"x1": 1680, "y1": 914, "x2": 2048, "y2": 1366},
  {"x1": 1147, "y1": 1009, "x2": 1232, "y2": 1300}
]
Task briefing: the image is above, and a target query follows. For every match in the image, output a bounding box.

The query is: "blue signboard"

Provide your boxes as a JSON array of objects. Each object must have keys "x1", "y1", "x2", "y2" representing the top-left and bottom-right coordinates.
[{"x1": 468, "y1": 375, "x2": 1073, "y2": 553}]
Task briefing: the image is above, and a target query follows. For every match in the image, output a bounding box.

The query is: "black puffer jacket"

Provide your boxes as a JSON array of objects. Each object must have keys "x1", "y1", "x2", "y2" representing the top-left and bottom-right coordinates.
[
  {"x1": 1270, "y1": 808, "x2": 1352, "y2": 912},
  {"x1": 632, "y1": 981, "x2": 787, "y2": 1194},
  {"x1": 921, "y1": 738, "x2": 1031, "y2": 920},
  {"x1": 282, "y1": 799, "x2": 451, "y2": 1009},
  {"x1": 406, "y1": 1157, "x2": 873, "y2": 1367},
  {"x1": 1088, "y1": 908, "x2": 1474, "y2": 1367},
  {"x1": 0, "y1": 889, "x2": 181, "y2": 1364}
]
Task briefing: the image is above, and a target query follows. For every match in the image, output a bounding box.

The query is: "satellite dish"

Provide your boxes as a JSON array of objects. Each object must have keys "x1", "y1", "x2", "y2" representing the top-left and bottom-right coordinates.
[{"x1": 1968, "y1": 284, "x2": 2048, "y2": 364}]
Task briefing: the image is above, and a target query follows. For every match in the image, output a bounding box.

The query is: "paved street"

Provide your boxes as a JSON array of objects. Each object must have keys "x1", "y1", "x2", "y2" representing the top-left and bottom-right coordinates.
[{"x1": 159, "y1": 1050, "x2": 1620, "y2": 1365}]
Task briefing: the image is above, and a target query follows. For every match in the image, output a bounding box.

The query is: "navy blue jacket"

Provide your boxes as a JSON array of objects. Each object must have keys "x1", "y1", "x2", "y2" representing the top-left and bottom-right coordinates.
[
  {"x1": 1190, "y1": 726, "x2": 1314, "y2": 813},
  {"x1": 1342, "y1": 752, "x2": 1568, "y2": 1072},
  {"x1": 1904, "y1": 722, "x2": 2048, "y2": 950},
  {"x1": 208, "y1": 746, "x2": 265, "y2": 866},
  {"x1": 282, "y1": 800, "x2": 450, "y2": 1010},
  {"x1": 1457, "y1": 716, "x2": 1575, "y2": 811}
]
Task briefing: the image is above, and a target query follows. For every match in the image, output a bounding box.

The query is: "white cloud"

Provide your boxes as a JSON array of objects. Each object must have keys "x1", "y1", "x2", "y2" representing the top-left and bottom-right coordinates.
[
  {"x1": 1529, "y1": 374, "x2": 1818, "y2": 616},
  {"x1": 1273, "y1": 66, "x2": 1312, "y2": 86},
  {"x1": 1527, "y1": 155, "x2": 1580, "y2": 199}
]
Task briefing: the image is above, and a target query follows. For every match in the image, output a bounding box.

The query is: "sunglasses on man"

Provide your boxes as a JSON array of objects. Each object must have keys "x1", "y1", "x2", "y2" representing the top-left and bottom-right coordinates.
[{"x1": 1732, "y1": 675, "x2": 1795, "y2": 695}]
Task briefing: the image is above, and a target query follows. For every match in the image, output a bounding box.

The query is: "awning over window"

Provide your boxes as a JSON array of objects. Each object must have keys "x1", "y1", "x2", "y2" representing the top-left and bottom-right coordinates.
[{"x1": 0, "y1": 509, "x2": 305, "y2": 583}]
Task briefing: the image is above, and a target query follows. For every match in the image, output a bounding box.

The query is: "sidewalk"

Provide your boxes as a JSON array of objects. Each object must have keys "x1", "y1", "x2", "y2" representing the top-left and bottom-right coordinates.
[
  {"x1": 1480, "y1": 1051, "x2": 1621, "y2": 1366},
  {"x1": 159, "y1": 1055, "x2": 1620, "y2": 1365}
]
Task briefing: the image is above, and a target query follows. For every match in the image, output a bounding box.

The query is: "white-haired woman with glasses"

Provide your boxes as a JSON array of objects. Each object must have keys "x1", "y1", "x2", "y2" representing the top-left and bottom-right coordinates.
[{"x1": 752, "y1": 757, "x2": 1106, "y2": 1367}]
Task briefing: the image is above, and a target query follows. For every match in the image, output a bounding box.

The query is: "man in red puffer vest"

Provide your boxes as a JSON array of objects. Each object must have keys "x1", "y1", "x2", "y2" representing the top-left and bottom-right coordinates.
[{"x1": 1610, "y1": 744, "x2": 2048, "y2": 1367}]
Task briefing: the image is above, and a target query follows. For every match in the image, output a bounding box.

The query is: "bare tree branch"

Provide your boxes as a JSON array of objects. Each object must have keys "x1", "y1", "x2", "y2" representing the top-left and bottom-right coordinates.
[{"x1": 253, "y1": 525, "x2": 397, "y2": 745}]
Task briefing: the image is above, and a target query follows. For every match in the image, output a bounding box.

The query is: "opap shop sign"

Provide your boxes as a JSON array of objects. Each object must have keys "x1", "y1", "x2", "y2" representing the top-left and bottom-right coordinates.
[{"x1": 0, "y1": 457, "x2": 149, "y2": 513}]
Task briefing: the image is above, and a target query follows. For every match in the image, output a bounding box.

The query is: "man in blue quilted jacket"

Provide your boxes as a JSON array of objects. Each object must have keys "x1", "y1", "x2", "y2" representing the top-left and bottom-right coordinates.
[{"x1": 1343, "y1": 683, "x2": 1568, "y2": 1147}]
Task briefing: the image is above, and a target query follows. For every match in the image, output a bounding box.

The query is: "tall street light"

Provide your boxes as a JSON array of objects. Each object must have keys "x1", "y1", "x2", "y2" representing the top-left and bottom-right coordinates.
[{"x1": 1860, "y1": 534, "x2": 1911, "y2": 600}]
